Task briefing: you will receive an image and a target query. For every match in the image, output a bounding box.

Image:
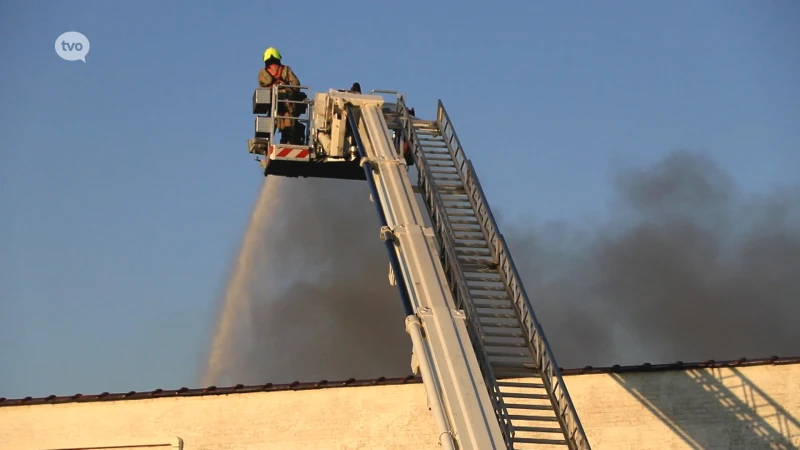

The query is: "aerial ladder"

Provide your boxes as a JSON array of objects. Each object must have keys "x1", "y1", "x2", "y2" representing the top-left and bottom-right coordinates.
[{"x1": 246, "y1": 83, "x2": 592, "y2": 450}]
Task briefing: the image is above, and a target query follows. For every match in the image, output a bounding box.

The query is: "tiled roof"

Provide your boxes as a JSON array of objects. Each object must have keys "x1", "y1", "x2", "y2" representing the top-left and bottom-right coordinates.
[{"x1": 1, "y1": 356, "x2": 797, "y2": 408}]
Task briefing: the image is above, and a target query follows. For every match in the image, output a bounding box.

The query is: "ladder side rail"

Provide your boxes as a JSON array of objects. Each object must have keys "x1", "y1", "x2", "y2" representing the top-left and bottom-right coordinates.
[
  {"x1": 414, "y1": 101, "x2": 520, "y2": 441},
  {"x1": 434, "y1": 102, "x2": 500, "y2": 256},
  {"x1": 399, "y1": 104, "x2": 487, "y2": 357},
  {"x1": 465, "y1": 160, "x2": 590, "y2": 450},
  {"x1": 408, "y1": 134, "x2": 492, "y2": 389},
  {"x1": 436, "y1": 101, "x2": 592, "y2": 450},
  {"x1": 398, "y1": 101, "x2": 515, "y2": 445},
  {"x1": 345, "y1": 101, "x2": 507, "y2": 449}
]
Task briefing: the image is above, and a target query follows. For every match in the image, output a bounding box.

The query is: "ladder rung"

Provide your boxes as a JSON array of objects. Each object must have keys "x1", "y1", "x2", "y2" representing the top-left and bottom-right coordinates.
[
  {"x1": 455, "y1": 241, "x2": 489, "y2": 249},
  {"x1": 484, "y1": 342, "x2": 527, "y2": 350},
  {"x1": 458, "y1": 259, "x2": 495, "y2": 267},
  {"x1": 513, "y1": 425, "x2": 563, "y2": 434},
  {"x1": 460, "y1": 266, "x2": 499, "y2": 274},
  {"x1": 477, "y1": 311, "x2": 516, "y2": 320},
  {"x1": 453, "y1": 239, "x2": 490, "y2": 246},
  {"x1": 449, "y1": 220, "x2": 479, "y2": 227},
  {"x1": 512, "y1": 437, "x2": 568, "y2": 446},
  {"x1": 483, "y1": 336, "x2": 528, "y2": 348},
  {"x1": 500, "y1": 392, "x2": 548, "y2": 400},
  {"x1": 465, "y1": 274, "x2": 502, "y2": 282},
  {"x1": 444, "y1": 200, "x2": 472, "y2": 205},
  {"x1": 435, "y1": 185, "x2": 465, "y2": 192},
  {"x1": 490, "y1": 358, "x2": 534, "y2": 368},
  {"x1": 434, "y1": 175, "x2": 462, "y2": 181},
  {"x1": 450, "y1": 222, "x2": 481, "y2": 229},
  {"x1": 508, "y1": 414, "x2": 558, "y2": 422},
  {"x1": 461, "y1": 266, "x2": 497, "y2": 275},
  {"x1": 467, "y1": 280, "x2": 505, "y2": 286},
  {"x1": 448, "y1": 213, "x2": 478, "y2": 219},
  {"x1": 474, "y1": 303, "x2": 513, "y2": 310},
  {"x1": 471, "y1": 291, "x2": 508, "y2": 298},
  {"x1": 504, "y1": 403, "x2": 554, "y2": 411},
  {"x1": 481, "y1": 322, "x2": 522, "y2": 328},
  {"x1": 446, "y1": 210, "x2": 477, "y2": 217},
  {"x1": 470, "y1": 285, "x2": 508, "y2": 292},
  {"x1": 486, "y1": 350, "x2": 532, "y2": 358},
  {"x1": 492, "y1": 361, "x2": 536, "y2": 369},
  {"x1": 450, "y1": 221, "x2": 480, "y2": 228},
  {"x1": 469, "y1": 284, "x2": 505, "y2": 291},
  {"x1": 481, "y1": 323, "x2": 525, "y2": 332},
  {"x1": 457, "y1": 250, "x2": 492, "y2": 258},
  {"x1": 480, "y1": 324, "x2": 521, "y2": 333},
  {"x1": 472, "y1": 293, "x2": 508, "y2": 300},
  {"x1": 456, "y1": 245, "x2": 490, "y2": 252},
  {"x1": 484, "y1": 332, "x2": 525, "y2": 340},
  {"x1": 485, "y1": 341, "x2": 528, "y2": 349},
  {"x1": 497, "y1": 381, "x2": 545, "y2": 389},
  {"x1": 453, "y1": 233, "x2": 484, "y2": 240},
  {"x1": 447, "y1": 209, "x2": 476, "y2": 215},
  {"x1": 469, "y1": 296, "x2": 514, "y2": 302},
  {"x1": 478, "y1": 312, "x2": 518, "y2": 320},
  {"x1": 483, "y1": 332, "x2": 525, "y2": 340},
  {"x1": 442, "y1": 202, "x2": 471, "y2": 208},
  {"x1": 495, "y1": 371, "x2": 539, "y2": 378}
]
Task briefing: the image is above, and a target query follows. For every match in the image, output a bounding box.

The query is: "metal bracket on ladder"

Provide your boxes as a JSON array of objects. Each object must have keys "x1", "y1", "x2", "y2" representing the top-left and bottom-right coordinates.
[{"x1": 379, "y1": 225, "x2": 395, "y2": 242}]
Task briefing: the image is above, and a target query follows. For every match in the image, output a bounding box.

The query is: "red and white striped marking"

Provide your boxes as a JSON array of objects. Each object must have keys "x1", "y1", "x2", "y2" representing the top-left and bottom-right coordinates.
[{"x1": 269, "y1": 146, "x2": 311, "y2": 161}]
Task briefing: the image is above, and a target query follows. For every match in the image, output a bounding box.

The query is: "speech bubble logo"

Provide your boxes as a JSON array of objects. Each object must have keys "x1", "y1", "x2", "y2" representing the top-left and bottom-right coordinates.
[{"x1": 55, "y1": 31, "x2": 90, "y2": 62}]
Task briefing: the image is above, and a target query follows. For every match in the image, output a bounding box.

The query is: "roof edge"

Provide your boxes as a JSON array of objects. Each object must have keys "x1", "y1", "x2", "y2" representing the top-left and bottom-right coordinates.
[
  {"x1": 559, "y1": 355, "x2": 800, "y2": 375},
  {"x1": 2, "y1": 356, "x2": 798, "y2": 408}
]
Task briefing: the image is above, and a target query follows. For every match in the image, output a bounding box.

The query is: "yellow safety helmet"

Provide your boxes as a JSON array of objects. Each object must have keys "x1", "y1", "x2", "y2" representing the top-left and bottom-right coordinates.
[{"x1": 263, "y1": 47, "x2": 282, "y2": 61}]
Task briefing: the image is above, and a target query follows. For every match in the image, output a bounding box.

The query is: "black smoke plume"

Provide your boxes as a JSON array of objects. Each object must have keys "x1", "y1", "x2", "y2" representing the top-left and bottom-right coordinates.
[
  {"x1": 222, "y1": 149, "x2": 799, "y2": 384},
  {"x1": 505, "y1": 150, "x2": 800, "y2": 367}
]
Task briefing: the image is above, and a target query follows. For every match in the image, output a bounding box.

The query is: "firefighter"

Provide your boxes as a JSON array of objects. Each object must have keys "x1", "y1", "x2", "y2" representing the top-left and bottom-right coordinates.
[{"x1": 258, "y1": 47, "x2": 306, "y2": 145}]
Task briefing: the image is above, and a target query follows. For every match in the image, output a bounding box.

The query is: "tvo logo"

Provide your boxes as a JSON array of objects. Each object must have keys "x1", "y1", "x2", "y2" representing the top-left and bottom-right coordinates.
[{"x1": 55, "y1": 31, "x2": 90, "y2": 62}]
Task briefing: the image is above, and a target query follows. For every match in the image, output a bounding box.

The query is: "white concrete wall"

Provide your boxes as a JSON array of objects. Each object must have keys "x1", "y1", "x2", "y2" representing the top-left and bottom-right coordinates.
[
  {"x1": 1, "y1": 363, "x2": 798, "y2": 450},
  {"x1": 570, "y1": 364, "x2": 800, "y2": 449}
]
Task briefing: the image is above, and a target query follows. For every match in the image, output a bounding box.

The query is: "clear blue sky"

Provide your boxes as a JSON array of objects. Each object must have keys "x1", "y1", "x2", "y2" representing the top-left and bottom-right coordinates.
[{"x1": 1, "y1": 1, "x2": 797, "y2": 398}]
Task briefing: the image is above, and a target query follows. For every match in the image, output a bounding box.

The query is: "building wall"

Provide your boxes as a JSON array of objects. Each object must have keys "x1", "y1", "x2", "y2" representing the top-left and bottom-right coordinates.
[{"x1": 2, "y1": 363, "x2": 798, "y2": 450}]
